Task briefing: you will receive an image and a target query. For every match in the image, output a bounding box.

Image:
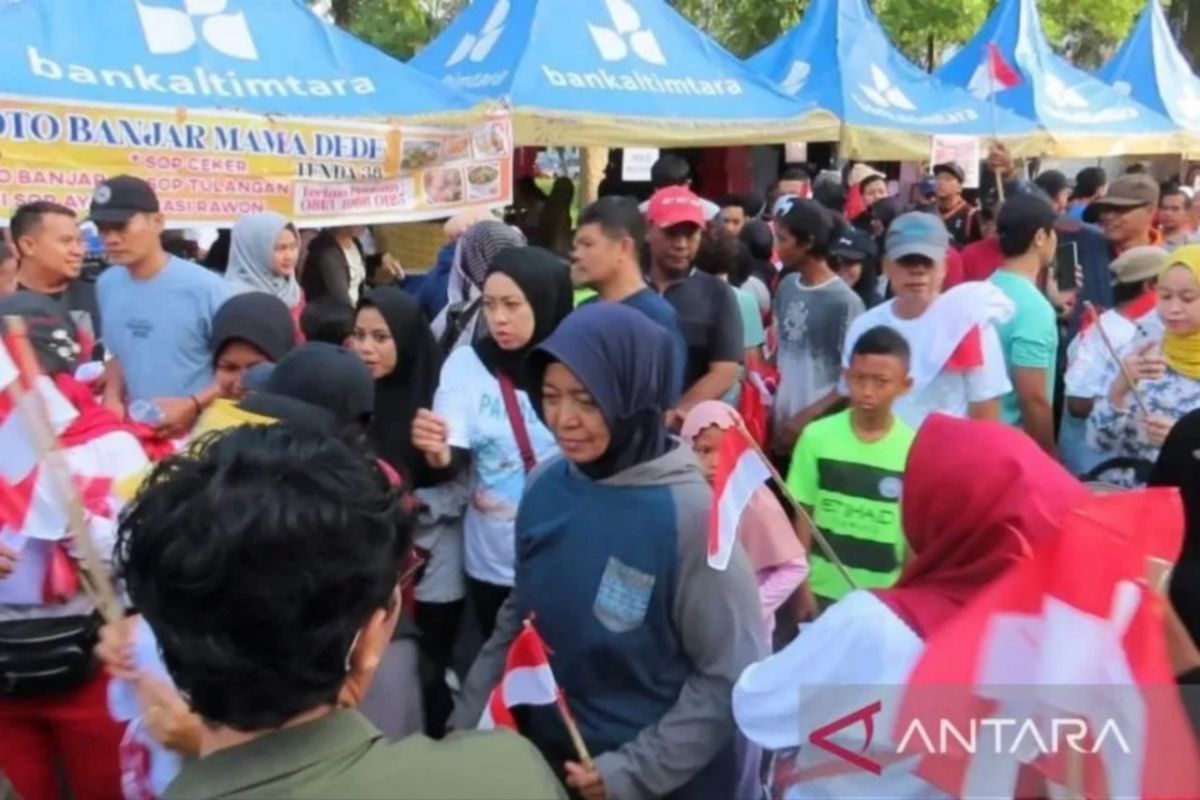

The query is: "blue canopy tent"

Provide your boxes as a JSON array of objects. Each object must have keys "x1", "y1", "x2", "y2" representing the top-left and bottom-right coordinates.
[
  {"x1": 0, "y1": 0, "x2": 482, "y2": 119},
  {"x1": 409, "y1": 0, "x2": 839, "y2": 146},
  {"x1": 746, "y1": 0, "x2": 1050, "y2": 159},
  {"x1": 937, "y1": 0, "x2": 1190, "y2": 156},
  {"x1": 1098, "y1": 0, "x2": 1200, "y2": 140}
]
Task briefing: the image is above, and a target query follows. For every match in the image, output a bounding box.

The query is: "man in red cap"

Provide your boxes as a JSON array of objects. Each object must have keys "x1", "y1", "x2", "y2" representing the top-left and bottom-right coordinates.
[{"x1": 646, "y1": 186, "x2": 743, "y2": 427}]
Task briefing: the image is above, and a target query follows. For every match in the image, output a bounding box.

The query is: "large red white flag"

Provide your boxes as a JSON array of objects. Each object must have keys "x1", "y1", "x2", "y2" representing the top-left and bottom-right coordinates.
[
  {"x1": 894, "y1": 490, "x2": 1200, "y2": 799},
  {"x1": 478, "y1": 620, "x2": 561, "y2": 731},
  {"x1": 708, "y1": 427, "x2": 771, "y2": 570}
]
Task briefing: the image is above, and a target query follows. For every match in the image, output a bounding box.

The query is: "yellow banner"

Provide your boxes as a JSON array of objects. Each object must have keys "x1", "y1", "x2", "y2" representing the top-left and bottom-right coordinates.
[{"x1": 0, "y1": 98, "x2": 512, "y2": 226}]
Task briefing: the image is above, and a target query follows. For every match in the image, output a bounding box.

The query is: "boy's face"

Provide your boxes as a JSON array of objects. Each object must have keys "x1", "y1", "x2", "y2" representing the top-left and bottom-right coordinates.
[{"x1": 845, "y1": 353, "x2": 912, "y2": 414}]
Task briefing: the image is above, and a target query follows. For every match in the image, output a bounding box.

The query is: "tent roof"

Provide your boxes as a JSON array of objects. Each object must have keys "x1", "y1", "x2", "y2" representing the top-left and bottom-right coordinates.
[
  {"x1": 0, "y1": 0, "x2": 481, "y2": 120},
  {"x1": 1098, "y1": 0, "x2": 1200, "y2": 134},
  {"x1": 409, "y1": 0, "x2": 838, "y2": 147},
  {"x1": 936, "y1": 0, "x2": 1188, "y2": 156},
  {"x1": 746, "y1": 0, "x2": 1049, "y2": 159}
]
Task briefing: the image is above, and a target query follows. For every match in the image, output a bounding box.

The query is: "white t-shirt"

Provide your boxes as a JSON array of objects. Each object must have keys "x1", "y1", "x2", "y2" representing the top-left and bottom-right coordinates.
[
  {"x1": 841, "y1": 300, "x2": 1011, "y2": 429},
  {"x1": 433, "y1": 347, "x2": 559, "y2": 586},
  {"x1": 734, "y1": 591, "x2": 941, "y2": 800}
]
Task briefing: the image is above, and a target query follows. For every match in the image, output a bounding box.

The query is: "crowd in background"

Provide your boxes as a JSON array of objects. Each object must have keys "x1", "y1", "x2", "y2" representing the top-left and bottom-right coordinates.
[{"x1": 1, "y1": 147, "x2": 1200, "y2": 800}]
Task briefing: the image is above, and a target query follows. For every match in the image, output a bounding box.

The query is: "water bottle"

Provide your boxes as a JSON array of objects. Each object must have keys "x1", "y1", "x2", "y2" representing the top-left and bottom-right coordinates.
[{"x1": 129, "y1": 399, "x2": 166, "y2": 427}]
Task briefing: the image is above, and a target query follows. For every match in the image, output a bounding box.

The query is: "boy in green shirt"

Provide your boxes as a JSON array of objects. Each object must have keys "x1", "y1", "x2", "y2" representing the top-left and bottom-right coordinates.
[{"x1": 787, "y1": 325, "x2": 916, "y2": 606}]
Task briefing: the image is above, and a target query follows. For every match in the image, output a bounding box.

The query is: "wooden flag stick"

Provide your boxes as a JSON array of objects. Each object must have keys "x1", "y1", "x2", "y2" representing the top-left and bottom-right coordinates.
[
  {"x1": 1083, "y1": 302, "x2": 1151, "y2": 418},
  {"x1": 556, "y1": 690, "x2": 594, "y2": 768},
  {"x1": 2, "y1": 317, "x2": 121, "y2": 624},
  {"x1": 522, "y1": 617, "x2": 593, "y2": 768},
  {"x1": 728, "y1": 419, "x2": 859, "y2": 592}
]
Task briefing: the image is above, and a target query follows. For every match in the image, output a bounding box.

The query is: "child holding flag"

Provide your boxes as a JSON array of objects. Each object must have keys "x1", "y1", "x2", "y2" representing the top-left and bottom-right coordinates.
[{"x1": 786, "y1": 325, "x2": 915, "y2": 609}]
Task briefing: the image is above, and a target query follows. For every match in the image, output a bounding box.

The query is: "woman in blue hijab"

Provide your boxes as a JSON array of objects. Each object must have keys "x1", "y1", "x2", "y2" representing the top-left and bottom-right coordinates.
[{"x1": 451, "y1": 303, "x2": 765, "y2": 799}]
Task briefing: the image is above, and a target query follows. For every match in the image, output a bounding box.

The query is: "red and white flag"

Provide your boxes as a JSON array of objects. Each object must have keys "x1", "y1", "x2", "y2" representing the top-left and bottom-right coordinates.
[
  {"x1": 986, "y1": 42, "x2": 1021, "y2": 91},
  {"x1": 894, "y1": 490, "x2": 1200, "y2": 800},
  {"x1": 708, "y1": 426, "x2": 771, "y2": 571},
  {"x1": 0, "y1": 331, "x2": 78, "y2": 539},
  {"x1": 479, "y1": 621, "x2": 561, "y2": 731}
]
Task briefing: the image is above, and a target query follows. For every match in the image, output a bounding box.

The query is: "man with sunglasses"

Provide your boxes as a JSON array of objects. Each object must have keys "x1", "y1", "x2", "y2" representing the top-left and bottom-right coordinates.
[
  {"x1": 1088, "y1": 173, "x2": 1162, "y2": 255},
  {"x1": 91, "y1": 176, "x2": 228, "y2": 434}
]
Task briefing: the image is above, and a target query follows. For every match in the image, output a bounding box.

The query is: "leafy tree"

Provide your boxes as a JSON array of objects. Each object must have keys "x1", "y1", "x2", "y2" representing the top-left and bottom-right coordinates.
[{"x1": 325, "y1": 0, "x2": 465, "y2": 60}]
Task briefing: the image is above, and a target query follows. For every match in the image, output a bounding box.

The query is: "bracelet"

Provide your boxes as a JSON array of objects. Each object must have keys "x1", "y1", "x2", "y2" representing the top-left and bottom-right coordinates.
[{"x1": 189, "y1": 395, "x2": 202, "y2": 416}]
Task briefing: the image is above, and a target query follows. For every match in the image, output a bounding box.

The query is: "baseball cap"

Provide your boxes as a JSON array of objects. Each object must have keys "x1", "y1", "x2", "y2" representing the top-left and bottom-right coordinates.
[
  {"x1": 885, "y1": 212, "x2": 951, "y2": 262},
  {"x1": 239, "y1": 342, "x2": 375, "y2": 432},
  {"x1": 1110, "y1": 246, "x2": 1168, "y2": 285},
  {"x1": 1090, "y1": 174, "x2": 1160, "y2": 212},
  {"x1": 1071, "y1": 166, "x2": 1107, "y2": 200},
  {"x1": 1034, "y1": 170, "x2": 1072, "y2": 199},
  {"x1": 933, "y1": 162, "x2": 966, "y2": 183},
  {"x1": 831, "y1": 228, "x2": 878, "y2": 263},
  {"x1": 646, "y1": 186, "x2": 706, "y2": 229},
  {"x1": 88, "y1": 175, "x2": 160, "y2": 223}
]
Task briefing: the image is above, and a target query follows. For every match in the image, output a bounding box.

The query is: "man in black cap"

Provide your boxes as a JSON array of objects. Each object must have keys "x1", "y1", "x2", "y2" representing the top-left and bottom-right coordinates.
[
  {"x1": 933, "y1": 162, "x2": 981, "y2": 249},
  {"x1": 1067, "y1": 166, "x2": 1107, "y2": 221},
  {"x1": 92, "y1": 175, "x2": 229, "y2": 434},
  {"x1": 830, "y1": 228, "x2": 881, "y2": 307},
  {"x1": 1034, "y1": 170, "x2": 1073, "y2": 215}
]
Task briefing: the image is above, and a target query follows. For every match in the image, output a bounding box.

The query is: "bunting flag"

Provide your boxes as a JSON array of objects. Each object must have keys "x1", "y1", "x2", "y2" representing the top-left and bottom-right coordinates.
[
  {"x1": 986, "y1": 42, "x2": 1021, "y2": 91},
  {"x1": 708, "y1": 426, "x2": 771, "y2": 571},
  {"x1": 478, "y1": 620, "x2": 561, "y2": 731},
  {"x1": 894, "y1": 490, "x2": 1200, "y2": 799}
]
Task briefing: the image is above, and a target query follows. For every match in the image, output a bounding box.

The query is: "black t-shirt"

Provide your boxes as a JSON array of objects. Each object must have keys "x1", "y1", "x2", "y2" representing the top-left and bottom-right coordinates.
[
  {"x1": 659, "y1": 270, "x2": 744, "y2": 391},
  {"x1": 941, "y1": 202, "x2": 981, "y2": 249},
  {"x1": 18, "y1": 278, "x2": 103, "y2": 349}
]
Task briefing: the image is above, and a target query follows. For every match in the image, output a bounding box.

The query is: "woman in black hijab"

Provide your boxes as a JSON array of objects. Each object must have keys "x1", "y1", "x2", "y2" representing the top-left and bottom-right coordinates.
[
  {"x1": 351, "y1": 287, "x2": 441, "y2": 486},
  {"x1": 210, "y1": 292, "x2": 297, "y2": 400},
  {"x1": 472, "y1": 246, "x2": 574, "y2": 392},
  {"x1": 411, "y1": 246, "x2": 573, "y2": 651}
]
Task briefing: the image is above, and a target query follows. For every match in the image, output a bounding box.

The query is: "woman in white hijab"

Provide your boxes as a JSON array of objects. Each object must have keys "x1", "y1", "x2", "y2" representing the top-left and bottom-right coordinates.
[{"x1": 225, "y1": 212, "x2": 303, "y2": 316}]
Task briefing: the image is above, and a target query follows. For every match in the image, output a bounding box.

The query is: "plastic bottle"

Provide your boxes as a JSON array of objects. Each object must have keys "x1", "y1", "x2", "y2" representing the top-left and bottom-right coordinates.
[{"x1": 128, "y1": 399, "x2": 166, "y2": 427}]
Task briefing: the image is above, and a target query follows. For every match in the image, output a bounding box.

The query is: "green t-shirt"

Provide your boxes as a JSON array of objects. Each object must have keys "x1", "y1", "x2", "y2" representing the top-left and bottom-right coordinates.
[
  {"x1": 990, "y1": 268, "x2": 1058, "y2": 426},
  {"x1": 786, "y1": 410, "x2": 915, "y2": 601},
  {"x1": 735, "y1": 286, "x2": 765, "y2": 349},
  {"x1": 573, "y1": 288, "x2": 598, "y2": 307}
]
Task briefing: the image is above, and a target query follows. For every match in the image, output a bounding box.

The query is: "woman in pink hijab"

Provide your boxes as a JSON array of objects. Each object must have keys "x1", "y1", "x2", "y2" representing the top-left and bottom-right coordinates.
[{"x1": 682, "y1": 401, "x2": 809, "y2": 638}]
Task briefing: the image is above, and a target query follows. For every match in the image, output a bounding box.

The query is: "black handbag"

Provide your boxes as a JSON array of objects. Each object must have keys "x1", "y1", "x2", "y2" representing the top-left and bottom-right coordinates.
[{"x1": 0, "y1": 613, "x2": 101, "y2": 697}]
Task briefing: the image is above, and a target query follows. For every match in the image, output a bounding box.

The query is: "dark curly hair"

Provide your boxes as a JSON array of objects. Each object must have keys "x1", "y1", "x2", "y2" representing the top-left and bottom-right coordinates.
[{"x1": 116, "y1": 424, "x2": 410, "y2": 731}]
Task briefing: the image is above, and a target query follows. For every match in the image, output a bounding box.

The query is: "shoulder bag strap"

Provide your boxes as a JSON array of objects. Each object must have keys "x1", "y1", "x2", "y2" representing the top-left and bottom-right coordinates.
[{"x1": 497, "y1": 373, "x2": 537, "y2": 474}]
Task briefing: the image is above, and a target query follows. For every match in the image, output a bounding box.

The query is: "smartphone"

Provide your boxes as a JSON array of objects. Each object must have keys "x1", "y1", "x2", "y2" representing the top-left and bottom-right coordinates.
[{"x1": 1054, "y1": 241, "x2": 1079, "y2": 292}]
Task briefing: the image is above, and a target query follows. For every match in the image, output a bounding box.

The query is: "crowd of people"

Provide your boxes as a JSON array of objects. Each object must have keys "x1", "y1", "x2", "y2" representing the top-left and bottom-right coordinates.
[{"x1": 1, "y1": 147, "x2": 1199, "y2": 800}]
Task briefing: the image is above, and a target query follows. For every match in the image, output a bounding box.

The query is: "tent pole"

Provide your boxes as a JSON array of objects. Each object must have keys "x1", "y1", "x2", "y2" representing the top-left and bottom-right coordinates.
[{"x1": 580, "y1": 147, "x2": 608, "y2": 206}]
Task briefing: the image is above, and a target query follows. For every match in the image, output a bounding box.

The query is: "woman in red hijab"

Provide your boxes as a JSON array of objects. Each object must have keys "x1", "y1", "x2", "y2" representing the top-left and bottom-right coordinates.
[{"x1": 732, "y1": 414, "x2": 1088, "y2": 798}]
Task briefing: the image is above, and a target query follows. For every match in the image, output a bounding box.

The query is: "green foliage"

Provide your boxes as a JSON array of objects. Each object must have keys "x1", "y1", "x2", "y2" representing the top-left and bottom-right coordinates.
[
  {"x1": 326, "y1": 0, "x2": 465, "y2": 61},
  {"x1": 668, "y1": 0, "x2": 1176, "y2": 71}
]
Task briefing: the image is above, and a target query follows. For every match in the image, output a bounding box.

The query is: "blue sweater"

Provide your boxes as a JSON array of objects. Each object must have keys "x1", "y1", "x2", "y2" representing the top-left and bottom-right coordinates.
[{"x1": 454, "y1": 446, "x2": 765, "y2": 799}]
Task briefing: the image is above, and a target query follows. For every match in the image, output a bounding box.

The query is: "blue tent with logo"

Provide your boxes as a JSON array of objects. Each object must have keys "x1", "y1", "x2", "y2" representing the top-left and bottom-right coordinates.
[
  {"x1": 937, "y1": 0, "x2": 1189, "y2": 156},
  {"x1": 409, "y1": 0, "x2": 838, "y2": 146},
  {"x1": 1098, "y1": 0, "x2": 1200, "y2": 138},
  {"x1": 746, "y1": 0, "x2": 1050, "y2": 159},
  {"x1": 0, "y1": 0, "x2": 480, "y2": 119}
]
